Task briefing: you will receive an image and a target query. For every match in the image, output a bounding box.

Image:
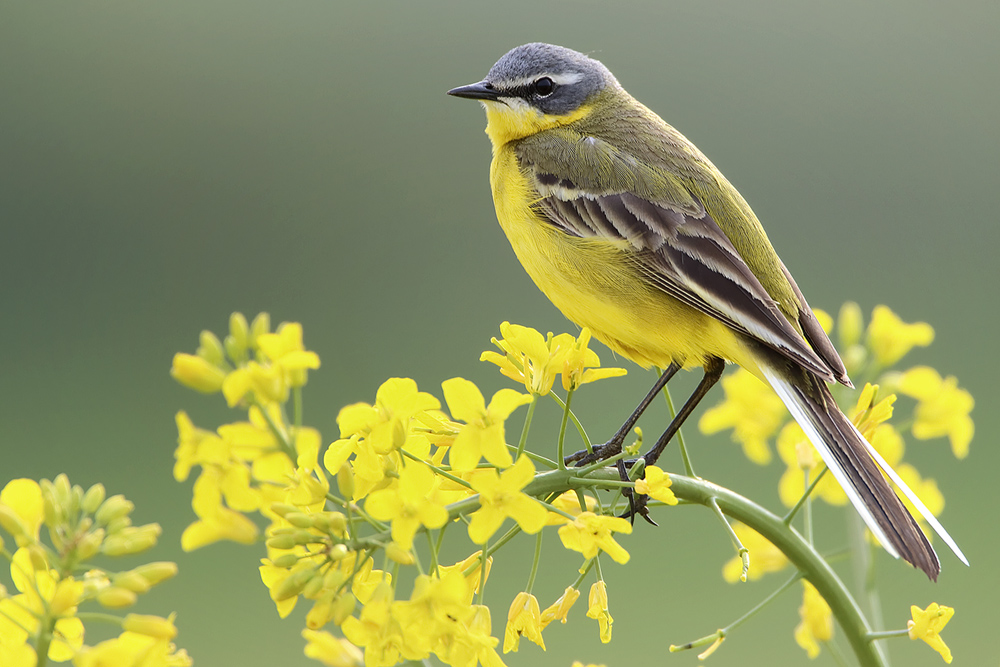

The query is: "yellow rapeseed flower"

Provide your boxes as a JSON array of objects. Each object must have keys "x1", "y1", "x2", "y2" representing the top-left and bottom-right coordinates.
[
  {"x1": 256, "y1": 322, "x2": 320, "y2": 388},
  {"x1": 446, "y1": 604, "x2": 506, "y2": 667},
  {"x1": 365, "y1": 463, "x2": 449, "y2": 550},
  {"x1": 559, "y1": 328, "x2": 627, "y2": 391},
  {"x1": 540, "y1": 586, "x2": 580, "y2": 629},
  {"x1": 341, "y1": 581, "x2": 413, "y2": 667},
  {"x1": 481, "y1": 322, "x2": 575, "y2": 396},
  {"x1": 557, "y1": 512, "x2": 632, "y2": 564},
  {"x1": 337, "y1": 377, "x2": 440, "y2": 455},
  {"x1": 302, "y1": 629, "x2": 364, "y2": 667},
  {"x1": 73, "y1": 631, "x2": 192, "y2": 667},
  {"x1": 908, "y1": 602, "x2": 954, "y2": 664},
  {"x1": 442, "y1": 377, "x2": 531, "y2": 471},
  {"x1": 794, "y1": 581, "x2": 833, "y2": 659},
  {"x1": 0, "y1": 548, "x2": 84, "y2": 662},
  {"x1": 467, "y1": 456, "x2": 548, "y2": 544},
  {"x1": 392, "y1": 569, "x2": 472, "y2": 658},
  {"x1": 699, "y1": 368, "x2": 787, "y2": 465},
  {"x1": 0, "y1": 478, "x2": 45, "y2": 545},
  {"x1": 504, "y1": 591, "x2": 545, "y2": 652},
  {"x1": 898, "y1": 366, "x2": 974, "y2": 458},
  {"x1": 867, "y1": 305, "x2": 934, "y2": 367},
  {"x1": 633, "y1": 465, "x2": 678, "y2": 506},
  {"x1": 585, "y1": 582, "x2": 613, "y2": 643}
]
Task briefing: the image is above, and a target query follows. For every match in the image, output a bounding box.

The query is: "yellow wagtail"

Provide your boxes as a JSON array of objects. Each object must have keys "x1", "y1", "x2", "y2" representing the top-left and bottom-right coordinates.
[{"x1": 448, "y1": 42, "x2": 966, "y2": 580}]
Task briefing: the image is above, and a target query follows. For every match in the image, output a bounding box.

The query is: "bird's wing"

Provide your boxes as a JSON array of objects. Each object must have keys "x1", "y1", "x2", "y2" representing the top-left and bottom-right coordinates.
[{"x1": 517, "y1": 132, "x2": 836, "y2": 380}]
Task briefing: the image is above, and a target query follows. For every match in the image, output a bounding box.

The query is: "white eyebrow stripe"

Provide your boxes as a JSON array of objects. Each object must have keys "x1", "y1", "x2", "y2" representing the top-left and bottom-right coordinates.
[{"x1": 499, "y1": 72, "x2": 585, "y2": 89}]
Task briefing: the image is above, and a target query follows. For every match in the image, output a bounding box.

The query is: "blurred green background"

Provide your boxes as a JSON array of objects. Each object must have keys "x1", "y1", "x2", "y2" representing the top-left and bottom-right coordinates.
[{"x1": 2, "y1": 1, "x2": 997, "y2": 665}]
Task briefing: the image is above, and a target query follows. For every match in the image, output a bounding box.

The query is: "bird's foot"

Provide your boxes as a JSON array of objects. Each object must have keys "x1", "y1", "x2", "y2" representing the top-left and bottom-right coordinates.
[{"x1": 564, "y1": 439, "x2": 623, "y2": 467}]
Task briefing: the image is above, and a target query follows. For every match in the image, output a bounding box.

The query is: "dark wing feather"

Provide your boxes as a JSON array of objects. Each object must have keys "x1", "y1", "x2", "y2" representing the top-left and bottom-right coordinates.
[{"x1": 531, "y1": 175, "x2": 836, "y2": 380}]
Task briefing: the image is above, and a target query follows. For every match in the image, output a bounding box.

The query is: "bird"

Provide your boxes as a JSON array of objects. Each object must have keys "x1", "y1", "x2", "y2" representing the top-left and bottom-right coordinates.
[{"x1": 447, "y1": 42, "x2": 966, "y2": 580}]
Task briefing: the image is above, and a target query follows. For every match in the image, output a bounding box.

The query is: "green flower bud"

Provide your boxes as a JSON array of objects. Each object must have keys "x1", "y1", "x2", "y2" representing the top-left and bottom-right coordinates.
[
  {"x1": 329, "y1": 544, "x2": 349, "y2": 561},
  {"x1": 102, "y1": 524, "x2": 161, "y2": 556},
  {"x1": 197, "y1": 330, "x2": 226, "y2": 366},
  {"x1": 97, "y1": 585, "x2": 138, "y2": 609},
  {"x1": 53, "y1": 474, "x2": 72, "y2": 509},
  {"x1": 331, "y1": 592, "x2": 357, "y2": 625},
  {"x1": 70, "y1": 486, "x2": 85, "y2": 521},
  {"x1": 249, "y1": 312, "x2": 271, "y2": 350},
  {"x1": 322, "y1": 569, "x2": 345, "y2": 591},
  {"x1": 113, "y1": 570, "x2": 152, "y2": 594},
  {"x1": 76, "y1": 529, "x2": 105, "y2": 561},
  {"x1": 123, "y1": 613, "x2": 177, "y2": 640},
  {"x1": 269, "y1": 503, "x2": 298, "y2": 518},
  {"x1": 131, "y1": 561, "x2": 179, "y2": 586},
  {"x1": 285, "y1": 512, "x2": 315, "y2": 529},
  {"x1": 82, "y1": 484, "x2": 106, "y2": 515},
  {"x1": 40, "y1": 483, "x2": 60, "y2": 527},
  {"x1": 267, "y1": 534, "x2": 298, "y2": 550},
  {"x1": 105, "y1": 515, "x2": 133, "y2": 535},
  {"x1": 273, "y1": 567, "x2": 313, "y2": 602},
  {"x1": 95, "y1": 495, "x2": 133, "y2": 526},
  {"x1": 170, "y1": 353, "x2": 226, "y2": 393},
  {"x1": 271, "y1": 553, "x2": 300, "y2": 568},
  {"x1": 303, "y1": 573, "x2": 325, "y2": 599},
  {"x1": 228, "y1": 312, "x2": 250, "y2": 355}
]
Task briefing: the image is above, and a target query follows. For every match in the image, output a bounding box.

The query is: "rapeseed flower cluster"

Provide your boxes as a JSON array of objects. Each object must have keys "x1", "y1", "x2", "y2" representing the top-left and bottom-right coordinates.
[
  {"x1": 0, "y1": 476, "x2": 187, "y2": 666},
  {"x1": 170, "y1": 309, "x2": 965, "y2": 666},
  {"x1": 171, "y1": 316, "x2": 642, "y2": 666}
]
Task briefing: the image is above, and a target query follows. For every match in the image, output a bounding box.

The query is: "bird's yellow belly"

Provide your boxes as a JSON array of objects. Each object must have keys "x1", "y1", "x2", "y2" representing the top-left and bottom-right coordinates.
[{"x1": 490, "y1": 150, "x2": 758, "y2": 374}]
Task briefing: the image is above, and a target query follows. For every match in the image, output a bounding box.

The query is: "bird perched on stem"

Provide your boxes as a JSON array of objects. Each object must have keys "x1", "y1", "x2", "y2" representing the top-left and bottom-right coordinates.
[{"x1": 448, "y1": 42, "x2": 966, "y2": 580}]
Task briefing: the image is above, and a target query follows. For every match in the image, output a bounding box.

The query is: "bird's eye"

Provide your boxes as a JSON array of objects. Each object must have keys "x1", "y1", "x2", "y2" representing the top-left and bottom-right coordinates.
[{"x1": 533, "y1": 77, "x2": 555, "y2": 97}]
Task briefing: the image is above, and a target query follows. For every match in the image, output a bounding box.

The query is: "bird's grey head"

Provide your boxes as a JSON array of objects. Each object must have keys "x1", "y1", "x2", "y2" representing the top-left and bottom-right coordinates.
[{"x1": 448, "y1": 43, "x2": 618, "y2": 115}]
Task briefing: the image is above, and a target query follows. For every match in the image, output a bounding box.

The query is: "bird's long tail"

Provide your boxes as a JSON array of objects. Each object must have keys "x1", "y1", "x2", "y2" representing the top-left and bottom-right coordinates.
[{"x1": 760, "y1": 365, "x2": 968, "y2": 581}]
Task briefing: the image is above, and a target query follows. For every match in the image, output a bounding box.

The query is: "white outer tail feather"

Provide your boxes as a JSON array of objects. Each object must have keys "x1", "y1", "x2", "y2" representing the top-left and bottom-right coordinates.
[{"x1": 761, "y1": 367, "x2": 968, "y2": 567}]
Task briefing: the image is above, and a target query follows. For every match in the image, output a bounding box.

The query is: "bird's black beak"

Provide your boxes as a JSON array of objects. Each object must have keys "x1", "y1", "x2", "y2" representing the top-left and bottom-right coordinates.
[{"x1": 447, "y1": 80, "x2": 501, "y2": 101}]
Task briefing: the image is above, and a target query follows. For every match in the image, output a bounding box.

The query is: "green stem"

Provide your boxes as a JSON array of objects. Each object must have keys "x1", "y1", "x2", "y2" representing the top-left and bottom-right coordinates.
[
  {"x1": 725, "y1": 572, "x2": 801, "y2": 633},
  {"x1": 477, "y1": 538, "x2": 488, "y2": 605},
  {"x1": 400, "y1": 449, "x2": 473, "y2": 490},
  {"x1": 803, "y1": 468, "x2": 813, "y2": 545},
  {"x1": 525, "y1": 531, "x2": 543, "y2": 594},
  {"x1": 662, "y1": 383, "x2": 696, "y2": 478},
  {"x1": 547, "y1": 391, "x2": 591, "y2": 452},
  {"x1": 557, "y1": 470, "x2": 888, "y2": 667},
  {"x1": 866, "y1": 630, "x2": 909, "y2": 640},
  {"x1": 707, "y1": 496, "x2": 749, "y2": 582},
  {"x1": 556, "y1": 388, "x2": 575, "y2": 470},
  {"x1": 515, "y1": 395, "x2": 538, "y2": 460},
  {"x1": 255, "y1": 399, "x2": 297, "y2": 461},
  {"x1": 425, "y1": 530, "x2": 439, "y2": 574},
  {"x1": 783, "y1": 466, "x2": 828, "y2": 525},
  {"x1": 571, "y1": 558, "x2": 597, "y2": 588},
  {"x1": 34, "y1": 614, "x2": 57, "y2": 667}
]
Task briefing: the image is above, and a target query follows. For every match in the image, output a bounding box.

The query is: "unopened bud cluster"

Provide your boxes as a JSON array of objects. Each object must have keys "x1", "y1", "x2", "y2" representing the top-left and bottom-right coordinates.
[{"x1": 0, "y1": 474, "x2": 187, "y2": 663}]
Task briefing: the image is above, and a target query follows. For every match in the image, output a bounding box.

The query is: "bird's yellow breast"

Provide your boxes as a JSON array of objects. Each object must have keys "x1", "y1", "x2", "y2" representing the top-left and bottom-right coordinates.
[{"x1": 489, "y1": 146, "x2": 760, "y2": 375}]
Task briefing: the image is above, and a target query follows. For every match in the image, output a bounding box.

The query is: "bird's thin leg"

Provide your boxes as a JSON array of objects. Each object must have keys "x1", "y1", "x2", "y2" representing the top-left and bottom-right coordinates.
[
  {"x1": 622, "y1": 356, "x2": 725, "y2": 522},
  {"x1": 643, "y1": 356, "x2": 725, "y2": 468},
  {"x1": 564, "y1": 361, "x2": 682, "y2": 466}
]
